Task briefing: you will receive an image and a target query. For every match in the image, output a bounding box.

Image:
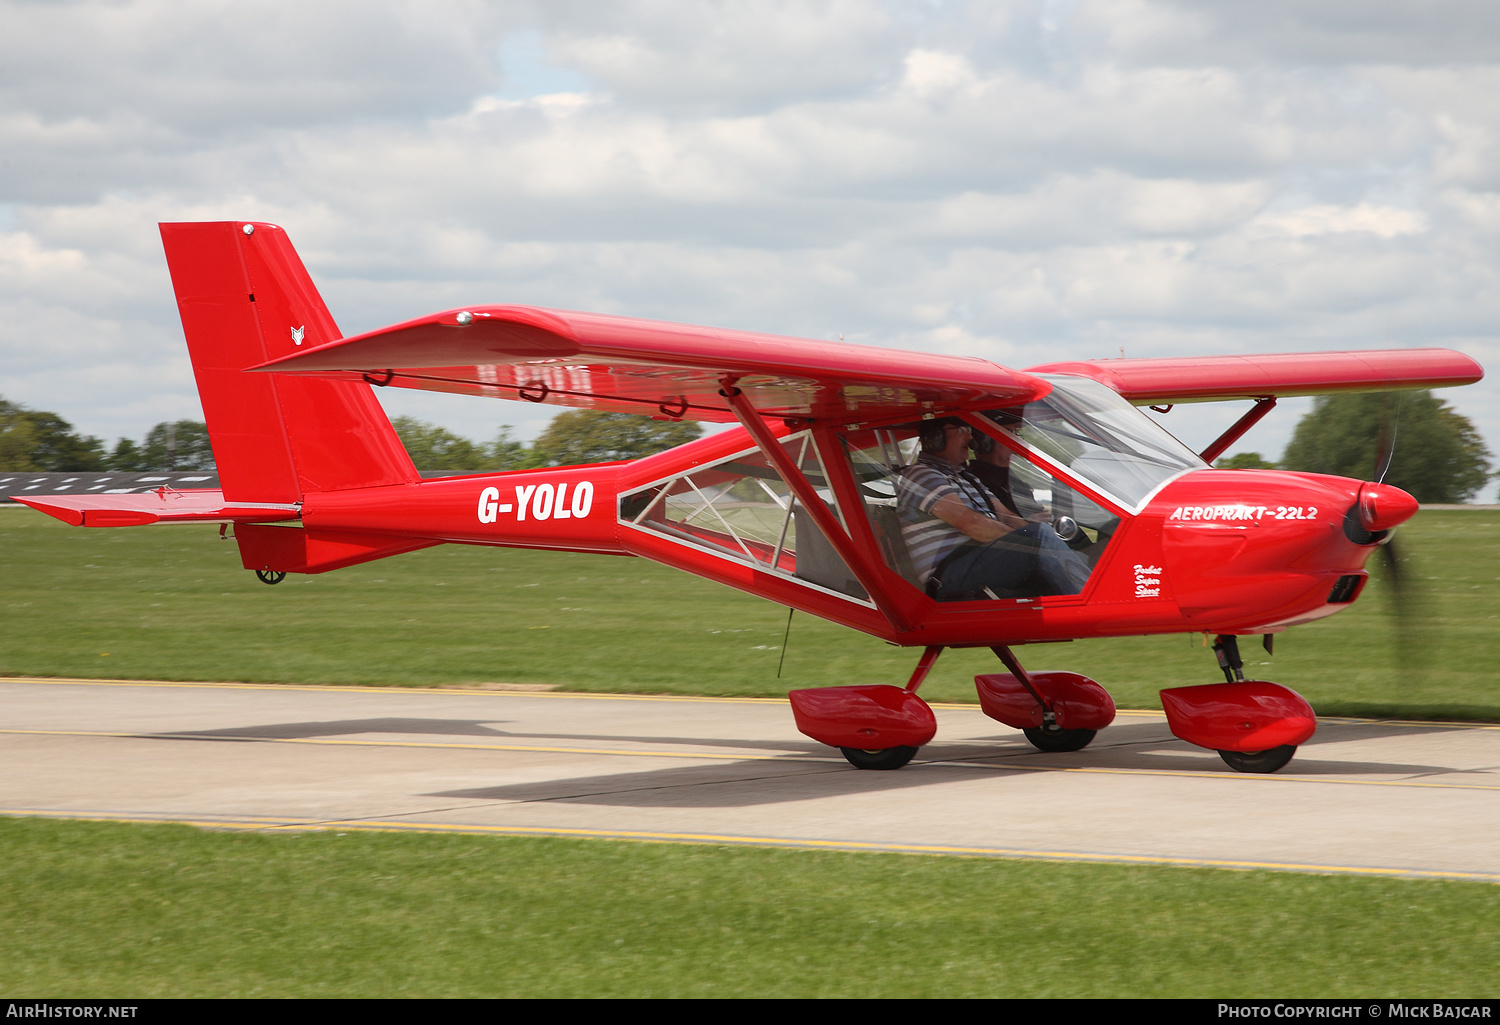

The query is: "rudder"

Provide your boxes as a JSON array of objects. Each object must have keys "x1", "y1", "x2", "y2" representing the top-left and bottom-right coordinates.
[{"x1": 160, "y1": 221, "x2": 417, "y2": 503}]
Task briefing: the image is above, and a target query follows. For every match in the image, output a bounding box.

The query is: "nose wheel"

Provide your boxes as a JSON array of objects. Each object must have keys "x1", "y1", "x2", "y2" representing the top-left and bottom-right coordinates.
[
  {"x1": 839, "y1": 746, "x2": 918, "y2": 770},
  {"x1": 1218, "y1": 746, "x2": 1297, "y2": 774}
]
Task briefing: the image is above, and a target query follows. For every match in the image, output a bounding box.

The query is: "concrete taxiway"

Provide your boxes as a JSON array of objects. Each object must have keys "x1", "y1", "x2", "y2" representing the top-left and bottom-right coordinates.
[{"x1": 2, "y1": 676, "x2": 1496, "y2": 881}]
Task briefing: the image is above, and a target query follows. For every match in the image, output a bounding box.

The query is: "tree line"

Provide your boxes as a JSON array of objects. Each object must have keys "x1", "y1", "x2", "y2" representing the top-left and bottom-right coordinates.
[
  {"x1": 1215, "y1": 391, "x2": 1493, "y2": 504},
  {"x1": 0, "y1": 398, "x2": 702, "y2": 474},
  {"x1": 3, "y1": 391, "x2": 1491, "y2": 502},
  {"x1": 0, "y1": 398, "x2": 213, "y2": 472},
  {"x1": 389, "y1": 411, "x2": 703, "y2": 471}
]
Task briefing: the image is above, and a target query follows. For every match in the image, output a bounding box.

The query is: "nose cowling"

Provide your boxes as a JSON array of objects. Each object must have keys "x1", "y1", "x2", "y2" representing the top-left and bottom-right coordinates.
[
  {"x1": 1152, "y1": 469, "x2": 1412, "y2": 629},
  {"x1": 1357, "y1": 482, "x2": 1419, "y2": 532}
]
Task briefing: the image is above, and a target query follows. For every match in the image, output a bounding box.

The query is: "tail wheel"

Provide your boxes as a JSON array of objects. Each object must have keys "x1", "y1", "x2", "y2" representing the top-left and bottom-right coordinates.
[
  {"x1": 1218, "y1": 746, "x2": 1297, "y2": 774},
  {"x1": 839, "y1": 746, "x2": 918, "y2": 770},
  {"x1": 1021, "y1": 725, "x2": 1096, "y2": 753}
]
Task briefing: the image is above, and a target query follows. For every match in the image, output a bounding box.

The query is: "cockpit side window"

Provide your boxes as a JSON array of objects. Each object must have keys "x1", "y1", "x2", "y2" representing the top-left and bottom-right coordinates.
[{"x1": 618, "y1": 432, "x2": 872, "y2": 603}]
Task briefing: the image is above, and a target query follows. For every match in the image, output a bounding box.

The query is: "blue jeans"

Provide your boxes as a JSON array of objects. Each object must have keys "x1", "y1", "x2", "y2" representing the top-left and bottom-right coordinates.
[{"x1": 932, "y1": 522, "x2": 1091, "y2": 599}]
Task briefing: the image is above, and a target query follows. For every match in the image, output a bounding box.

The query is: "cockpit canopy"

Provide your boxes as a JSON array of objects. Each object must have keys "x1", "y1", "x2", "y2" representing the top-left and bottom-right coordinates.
[
  {"x1": 995, "y1": 374, "x2": 1206, "y2": 510},
  {"x1": 617, "y1": 374, "x2": 1203, "y2": 607}
]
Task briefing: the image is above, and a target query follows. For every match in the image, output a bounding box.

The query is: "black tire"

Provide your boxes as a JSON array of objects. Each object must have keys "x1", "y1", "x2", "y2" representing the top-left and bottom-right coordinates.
[
  {"x1": 1021, "y1": 725, "x2": 1097, "y2": 753},
  {"x1": 839, "y1": 746, "x2": 918, "y2": 770},
  {"x1": 255, "y1": 570, "x2": 286, "y2": 585},
  {"x1": 1218, "y1": 746, "x2": 1297, "y2": 774}
]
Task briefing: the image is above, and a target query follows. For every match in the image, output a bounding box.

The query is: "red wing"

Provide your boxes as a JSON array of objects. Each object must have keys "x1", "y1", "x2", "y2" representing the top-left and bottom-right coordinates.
[
  {"x1": 1027, "y1": 349, "x2": 1482, "y2": 404},
  {"x1": 251, "y1": 305, "x2": 1049, "y2": 423}
]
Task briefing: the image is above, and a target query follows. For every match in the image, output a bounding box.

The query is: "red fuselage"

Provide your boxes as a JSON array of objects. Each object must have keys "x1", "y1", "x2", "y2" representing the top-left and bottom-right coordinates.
[{"x1": 275, "y1": 426, "x2": 1398, "y2": 649}]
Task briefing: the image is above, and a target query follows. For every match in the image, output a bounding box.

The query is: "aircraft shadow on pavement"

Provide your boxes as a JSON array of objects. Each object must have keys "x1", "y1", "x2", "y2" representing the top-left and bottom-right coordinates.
[
  {"x1": 144, "y1": 717, "x2": 516, "y2": 740},
  {"x1": 953, "y1": 721, "x2": 1463, "y2": 777},
  {"x1": 138, "y1": 717, "x2": 1464, "y2": 779},
  {"x1": 427, "y1": 758, "x2": 1023, "y2": 807},
  {"x1": 143, "y1": 716, "x2": 834, "y2": 754}
]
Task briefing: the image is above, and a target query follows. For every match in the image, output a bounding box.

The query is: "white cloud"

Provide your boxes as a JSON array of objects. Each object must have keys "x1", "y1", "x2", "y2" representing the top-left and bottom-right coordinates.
[
  {"x1": 0, "y1": 0, "x2": 1496, "y2": 487},
  {"x1": 1251, "y1": 203, "x2": 1428, "y2": 240},
  {"x1": 901, "y1": 50, "x2": 981, "y2": 98}
]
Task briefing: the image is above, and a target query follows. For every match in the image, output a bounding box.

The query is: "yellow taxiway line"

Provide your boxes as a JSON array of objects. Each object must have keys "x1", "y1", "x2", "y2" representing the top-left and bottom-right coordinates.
[{"x1": 2, "y1": 807, "x2": 1496, "y2": 884}]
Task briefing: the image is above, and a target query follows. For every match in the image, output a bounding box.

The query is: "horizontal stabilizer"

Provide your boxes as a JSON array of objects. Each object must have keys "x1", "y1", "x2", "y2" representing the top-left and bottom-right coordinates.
[
  {"x1": 1027, "y1": 349, "x2": 1483, "y2": 404},
  {"x1": 15, "y1": 491, "x2": 299, "y2": 528},
  {"x1": 251, "y1": 305, "x2": 1050, "y2": 424}
]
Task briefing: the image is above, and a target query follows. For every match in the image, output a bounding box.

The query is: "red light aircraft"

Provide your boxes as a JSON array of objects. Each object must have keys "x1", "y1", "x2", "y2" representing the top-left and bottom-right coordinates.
[{"x1": 18, "y1": 222, "x2": 1485, "y2": 774}]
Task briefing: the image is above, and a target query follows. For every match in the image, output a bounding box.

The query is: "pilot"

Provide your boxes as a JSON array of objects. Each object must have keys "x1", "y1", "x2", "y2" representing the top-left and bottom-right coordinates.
[{"x1": 897, "y1": 417, "x2": 1091, "y2": 600}]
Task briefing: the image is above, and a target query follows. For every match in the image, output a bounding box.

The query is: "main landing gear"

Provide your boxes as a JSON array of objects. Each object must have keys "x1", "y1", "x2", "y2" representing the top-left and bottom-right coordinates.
[
  {"x1": 788, "y1": 647, "x2": 943, "y2": 770},
  {"x1": 790, "y1": 637, "x2": 1315, "y2": 774},
  {"x1": 788, "y1": 645, "x2": 1118, "y2": 769},
  {"x1": 1021, "y1": 723, "x2": 1097, "y2": 753},
  {"x1": 983, "y1": 645, "x2": 1114, "y2": 754}
]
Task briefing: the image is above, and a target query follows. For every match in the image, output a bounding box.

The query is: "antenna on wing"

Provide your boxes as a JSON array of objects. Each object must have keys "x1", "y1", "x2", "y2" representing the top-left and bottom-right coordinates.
[{"x1": 1375, "y1": 392, "x2": 1404, "y2": 484}]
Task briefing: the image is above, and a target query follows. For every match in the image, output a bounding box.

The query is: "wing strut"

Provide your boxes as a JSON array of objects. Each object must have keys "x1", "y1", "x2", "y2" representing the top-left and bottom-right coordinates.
[
  {"x1": 1199, "y1": 397, "x2": 1277, "y2": 465},
  {"x1": 721, "y1": 379, "x2": 914, "y2": 633}
]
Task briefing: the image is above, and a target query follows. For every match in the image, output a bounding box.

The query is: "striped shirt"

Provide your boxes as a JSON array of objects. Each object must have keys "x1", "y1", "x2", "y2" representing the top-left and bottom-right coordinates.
[{"x1": 896, "y1": 455, "x2": 1000, "y2": 584}]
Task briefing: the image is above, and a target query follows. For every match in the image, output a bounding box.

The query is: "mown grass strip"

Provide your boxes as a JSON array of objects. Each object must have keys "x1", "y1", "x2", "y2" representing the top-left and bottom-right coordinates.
[{"x1": 1, "y1": 817, "x2": 1495, "y2": 998}]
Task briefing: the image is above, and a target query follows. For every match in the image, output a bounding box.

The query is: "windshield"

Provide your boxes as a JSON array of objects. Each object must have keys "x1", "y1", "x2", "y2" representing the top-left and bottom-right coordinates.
[{"x1": 984, "y1": 374, "x2": 1205, "y2": 509}]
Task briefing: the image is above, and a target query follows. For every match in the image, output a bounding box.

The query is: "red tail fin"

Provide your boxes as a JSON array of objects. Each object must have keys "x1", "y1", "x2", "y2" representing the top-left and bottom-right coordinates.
[{"x1": 160, "y1": 221, "x2": 417, "y2": 503}]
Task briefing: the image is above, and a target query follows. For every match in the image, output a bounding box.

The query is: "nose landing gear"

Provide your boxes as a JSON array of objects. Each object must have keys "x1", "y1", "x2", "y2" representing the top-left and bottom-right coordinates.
[
  {"x1": 1213, "y1": 633, "x2": 1245, "y2": 683},
  {"x1": 1160, "y1": 636, "x2": 1316, "y2": 773},
  {"x1": 839, "y1": 746, "x2": 919, "y2": 770},
  {"x1": 1217, "y1": 745, "x2": 1297, "y2": 774}
]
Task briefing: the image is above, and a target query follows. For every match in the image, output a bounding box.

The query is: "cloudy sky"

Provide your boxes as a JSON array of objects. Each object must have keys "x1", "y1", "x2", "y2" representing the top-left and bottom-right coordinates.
[{"x1": 3, "y1": 0, "x2": 1498, "y2": 492}]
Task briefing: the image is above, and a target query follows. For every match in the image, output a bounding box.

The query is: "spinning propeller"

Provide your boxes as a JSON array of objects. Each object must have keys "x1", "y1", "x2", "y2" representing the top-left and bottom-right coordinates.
[{"x1": 1363, "y1": 397, "x2": 1428, "y2": 669}]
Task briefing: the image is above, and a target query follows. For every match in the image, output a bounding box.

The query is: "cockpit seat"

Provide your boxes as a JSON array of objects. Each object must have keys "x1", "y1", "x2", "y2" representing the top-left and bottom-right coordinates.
[{"x1": 867, "y1": 505, "x2": 919, "y2": 586}]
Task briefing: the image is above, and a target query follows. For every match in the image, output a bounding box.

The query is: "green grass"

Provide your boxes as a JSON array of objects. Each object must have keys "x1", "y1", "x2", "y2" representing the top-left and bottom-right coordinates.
[
  {"x1": 2, "y1": 508, "x2": 1497, "y2": 717},
  {"x1": 1, "y1": 817, "x2": 1495, "y2": 998}
]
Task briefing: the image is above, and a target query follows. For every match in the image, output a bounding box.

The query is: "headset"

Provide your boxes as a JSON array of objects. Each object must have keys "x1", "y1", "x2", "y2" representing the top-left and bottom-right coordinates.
[
  {"x1": 918, "y1": 414, "x2": 1017, "y2": 455},
  {"x1": 973, "y1": 409, "x2": 1026, "y2": 455},
  {"x1": 919, "y1": 418, "x2": 957, "y2": 454}
]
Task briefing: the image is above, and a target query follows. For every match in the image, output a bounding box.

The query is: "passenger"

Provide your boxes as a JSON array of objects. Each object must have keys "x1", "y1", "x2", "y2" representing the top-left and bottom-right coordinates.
[
  {"x1": 964, "y1": 426, "x2": 1023, "y2": 517},
  {"x1": 897, "y1": 417, "x2": 1091, "y2": 600}
]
